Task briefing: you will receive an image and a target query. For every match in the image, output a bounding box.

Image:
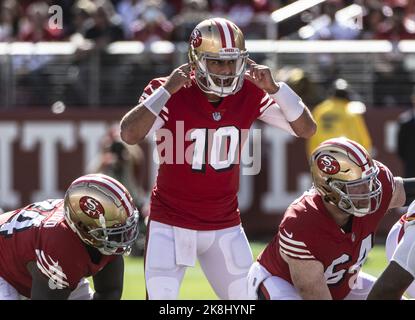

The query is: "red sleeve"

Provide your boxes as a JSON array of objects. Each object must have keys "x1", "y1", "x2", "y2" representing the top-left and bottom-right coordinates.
[
  {"x1": 35, "y1": 225, "x2": 89, "y2": 290},
  {"x1": 278, "y1": 210, "x2": 319, "y2": 261},
  {"x1": 138, "y1": 77, "x2": 169, "y2": 123},
  {"x1": 257, "y1": 91, "x2": 276, "y2": 116}
]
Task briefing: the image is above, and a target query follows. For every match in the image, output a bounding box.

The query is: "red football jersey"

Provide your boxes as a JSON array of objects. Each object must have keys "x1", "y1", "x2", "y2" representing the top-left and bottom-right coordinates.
[
  {"x1": 141, "y1": 77, "x2": 285, "y2": 230},
  {"x1": 258, "y1": 161, "x2": 395, "y2": 300},
  {"x1": 0, "y1": 199, "x2": 115, "y2": 298}
]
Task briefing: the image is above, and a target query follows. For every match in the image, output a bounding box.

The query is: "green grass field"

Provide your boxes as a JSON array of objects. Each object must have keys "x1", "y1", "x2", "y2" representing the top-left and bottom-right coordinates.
[{"x1": 120, "y1": 242, "x2": 388, "y2": 300}]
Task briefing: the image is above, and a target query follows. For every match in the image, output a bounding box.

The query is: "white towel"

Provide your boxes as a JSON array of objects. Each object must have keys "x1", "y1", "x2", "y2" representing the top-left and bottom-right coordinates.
[{"x1": 173, "y1": 226, "x2": 197, "y2": 267}]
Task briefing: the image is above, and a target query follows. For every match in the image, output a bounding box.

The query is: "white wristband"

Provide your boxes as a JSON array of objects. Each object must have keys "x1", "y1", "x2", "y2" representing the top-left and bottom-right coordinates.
[
  {"x1": 142, "y1": 86, "x2": 171, "y2": 116},
  {"x1": 270, "y1": 82, "x2": 305, "y2": 122}
]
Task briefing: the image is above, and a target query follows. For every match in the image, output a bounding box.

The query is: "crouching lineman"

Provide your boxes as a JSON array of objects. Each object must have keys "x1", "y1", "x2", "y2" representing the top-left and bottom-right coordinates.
[
  {"x1": 247, "y1": 138, "x2": 413, "y2": 300},
  {"x1": 0, "y1": 174, "x2": 140, "y2": 300},
  {"x1": 368, "y1": 195, "x2": 415, "y2": 299}
]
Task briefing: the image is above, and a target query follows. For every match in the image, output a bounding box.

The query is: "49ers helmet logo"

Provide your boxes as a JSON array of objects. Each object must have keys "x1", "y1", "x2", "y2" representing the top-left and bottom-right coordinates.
[
  {"x1": 190, "y1": 28, "x2": 202, "y2": 48},
  {"x1": 79, "y1": 196, "x2": 105, "y2": 219},
  {"x1": 317, "y1": 154, "x2": 340, "y2": 175}
]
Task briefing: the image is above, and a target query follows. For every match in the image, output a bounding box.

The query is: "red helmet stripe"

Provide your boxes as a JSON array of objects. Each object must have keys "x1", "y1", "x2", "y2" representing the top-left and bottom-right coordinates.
[
  {"x1": 225, "y1": 21, "x2": 236, "y2": 47},
  {"x1": 323, "y1": 140, "x2": 369, "y2": 170},
  {"x1": 71, "y1": 175, "x2": 134, "y2": 216},
  {"x1": 213, "y1": 20, "x2": 226, "y2": 48}
]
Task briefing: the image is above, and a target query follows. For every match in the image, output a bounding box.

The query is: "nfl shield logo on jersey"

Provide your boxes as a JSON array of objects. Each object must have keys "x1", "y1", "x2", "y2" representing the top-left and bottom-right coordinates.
[{"x1": 212, "y1": 112, "x2": 222, "y2": 121}]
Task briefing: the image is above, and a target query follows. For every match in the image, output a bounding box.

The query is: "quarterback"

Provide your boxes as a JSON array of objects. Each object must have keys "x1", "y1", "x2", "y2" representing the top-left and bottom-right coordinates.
[
  {"x1": 0, "y1": 174, "x2": 140, "y2": 300},
  {"x1": 248, "y1": 138, "x2": 415, "y2": 300},
  {"x1": 120, "y1": 17, "x2": 316, "y2": 299}
]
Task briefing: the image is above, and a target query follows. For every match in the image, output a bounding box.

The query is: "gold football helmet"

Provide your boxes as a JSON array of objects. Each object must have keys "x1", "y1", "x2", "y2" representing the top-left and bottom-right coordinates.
[
  {"x1": 64, "y1": 174, "x2": 139, "y2": 255},
  {"x1": 310, "y1": 138, "x2": 382, "y2": 217},
  {"x1": 188, "y1": 17, "x2": 248, "y2": 97}
]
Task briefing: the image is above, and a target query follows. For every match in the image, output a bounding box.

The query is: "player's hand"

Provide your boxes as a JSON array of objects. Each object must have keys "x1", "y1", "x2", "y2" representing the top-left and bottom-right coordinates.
[
  {"x1": 163, "y1": 63, "x2": 192, "y2": 95},
  {"x1": 245, "y1": 58, "x2": 279, "y2": 94}
]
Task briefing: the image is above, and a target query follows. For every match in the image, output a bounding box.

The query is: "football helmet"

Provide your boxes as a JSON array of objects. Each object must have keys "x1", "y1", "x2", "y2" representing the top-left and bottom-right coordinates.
[
  {"x1": 64, "y1": 174, "x2": 139, "y2": 255},
  {"x1": 310, "y1": 138, "x2": 382, "y2": 217},
  {"x1": 188, "y1": 17, "x2": 248, "y2": 97}
]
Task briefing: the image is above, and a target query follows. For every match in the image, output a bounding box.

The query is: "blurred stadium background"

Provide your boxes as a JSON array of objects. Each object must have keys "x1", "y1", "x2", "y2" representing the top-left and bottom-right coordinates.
[{"x1": 1, "y1": 0, "x2": 414, "y2": 298}]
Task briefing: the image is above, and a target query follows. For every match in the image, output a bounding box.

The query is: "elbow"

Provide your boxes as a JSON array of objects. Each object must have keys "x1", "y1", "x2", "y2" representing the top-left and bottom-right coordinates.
[
  {"x1": 120, "y1": 129, "x2": 140, "y2": 145},
  {"x1": 120, "y1": 121, "x2": 144, "y2": 145},
  {"x1": 297, "y1": 121, "x2": 317, "y2": 139}
]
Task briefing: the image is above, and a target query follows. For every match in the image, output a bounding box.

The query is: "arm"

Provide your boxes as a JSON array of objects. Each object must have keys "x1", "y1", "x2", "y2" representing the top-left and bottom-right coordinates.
[
  {"x1": 389, "y1": 177, "x2": 415, "y2": 209},
  {"x1": 281, "y1": 253, "x2": 332, "y2": 299},
  {"x1": 120, "y1": 63, "x2": 192, "y2": 144},
  {"x1": 368, "y1": 222, "x2": 415, "y2": 299},
  {"x1": 27, "y1": 261, "x2": 72, "y2": 300},
  {"x1": 92, "y1": 255, "x2": 124, "y2": 300},
  {"x1": 367, "y1": 261, "x2": 413, "y2": 299},
  {"x1": 288, "y1": 104, "x2": 317, "y2": 139},
  {"x1": 245, "y1": 59, "x2": 316, "y2": 139}
]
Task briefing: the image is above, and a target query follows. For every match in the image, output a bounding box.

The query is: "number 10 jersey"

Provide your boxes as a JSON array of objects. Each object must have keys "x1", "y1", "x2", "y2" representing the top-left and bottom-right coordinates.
[{"x1": 140, "y1": 77, "x2": 294, "y2": 230}]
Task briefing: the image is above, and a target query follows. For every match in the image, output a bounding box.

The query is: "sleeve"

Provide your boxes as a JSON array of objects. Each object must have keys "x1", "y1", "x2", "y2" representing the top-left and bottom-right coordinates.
[
  {"x1": 256, "y1": 92, "x2": 297, "y2": 136},
  {"x1": 377, "y1": 161, "x2": 396, "y2": 198},
  {"x1": 138, "y1": 78, "x2": 169, "y2": 130},
  {"x1": 391, "y1": 222, "x2": 415, "y2": 278},
  {"x1": 35, "y1": 228, "x2": 88, "y2": 290},
  {"x1": 278, "y1": 213, "x2": 318, "y2": 261}
]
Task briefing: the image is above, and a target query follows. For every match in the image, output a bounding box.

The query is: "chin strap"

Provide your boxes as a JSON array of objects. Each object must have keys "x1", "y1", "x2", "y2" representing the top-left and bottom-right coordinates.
[{"x1": 403, "y1": 178, "x2": 415, "y2": 206}]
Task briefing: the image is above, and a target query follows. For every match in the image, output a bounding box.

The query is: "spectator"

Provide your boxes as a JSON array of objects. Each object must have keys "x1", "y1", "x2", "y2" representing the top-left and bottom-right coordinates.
[
  {"x1": 0, "y1": 0, "x2": 20, "y2": 42},
  {"x1": 116, "y1": 0, "x2": 144, "y2": 39},
  {"x1": 18, "y1": 1, "x2": 63, "y2": 41},
  {"x1": 310, "y1": 0, "x2": 361, "y2": 40},
  {"x1": 172, "y1": 0, "x2": 211, "y2": 42},
  {"x1": 228, "y1": 0, "x2": 255, "y2": 30},
  {"x1": 375, "y1": 3, "x2": 415, "y2": 40},
  {"x1": 306, "y1": 78, "x2": 372, "y2": 158},
  {"x1": 397, "y1": 87, "x2": 415, "y2": 178},
  {"x1": 65, "y1": 0, "x2": 96, "y2": 39},
  {"x1": 84, "y1": 0, "x2": 124, "y2": 48},
  {"x1": 131, "y1": 0, "x2": 174, "y2": 44}
]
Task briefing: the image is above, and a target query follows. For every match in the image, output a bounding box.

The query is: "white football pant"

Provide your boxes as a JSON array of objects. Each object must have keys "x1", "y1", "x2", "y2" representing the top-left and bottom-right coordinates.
[
  {"x1": 145, "y1": 220, "x2": 254, "y2": 300},
  {"x1": 385, "y1": 220, "x2": 415, "y2": 298}
]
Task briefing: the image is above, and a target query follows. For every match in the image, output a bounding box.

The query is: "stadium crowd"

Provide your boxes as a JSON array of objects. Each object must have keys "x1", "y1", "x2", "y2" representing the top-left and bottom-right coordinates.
[{"x1": 2, "y1": 0, "x2": 415, "y2": 43}]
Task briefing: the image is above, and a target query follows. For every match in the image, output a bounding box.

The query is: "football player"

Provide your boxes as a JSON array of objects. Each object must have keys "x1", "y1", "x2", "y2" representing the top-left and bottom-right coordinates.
[
  {"x1": 247, "y1": 137, "x2": 414, "y2": 300},
  {"x1": 0, "y1": 174, "x2": 140, "y2": 300},
  {"x1": 368, "y1": 198, "x2": 415, "y2": 299},
  {"x1": 120, "y1": 17, "x2": 316, "y2": 299}
]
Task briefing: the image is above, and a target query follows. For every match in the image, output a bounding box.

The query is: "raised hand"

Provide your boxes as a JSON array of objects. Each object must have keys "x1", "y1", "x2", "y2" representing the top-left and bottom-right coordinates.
[
  {"x1": 245, "y1": 58, "x2": 279, "y2": 94},
  {"x1": 163, "y1": 63, "x2": 193, "y2": 95}
]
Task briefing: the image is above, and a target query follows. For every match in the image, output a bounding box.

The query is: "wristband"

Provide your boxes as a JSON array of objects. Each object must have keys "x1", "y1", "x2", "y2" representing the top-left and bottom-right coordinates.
[
  {"x1": 270, "y1": 82, "x2": 305, "y2": 122},
  {"x1": 142, "y1": 86, "x2": 171, "y2": 116}
]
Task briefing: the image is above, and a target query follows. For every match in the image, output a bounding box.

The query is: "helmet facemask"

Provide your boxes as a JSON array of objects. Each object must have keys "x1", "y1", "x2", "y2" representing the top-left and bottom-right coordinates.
[
  {"x1": 328, "y1": 166, "x2": 382, "y2": 217},
  {"x1": 88, "y1": 210, "x2": 140, "y2": 255},
  {"x1": 192, "y1": 48, "x2": 248, "y2": 97}
]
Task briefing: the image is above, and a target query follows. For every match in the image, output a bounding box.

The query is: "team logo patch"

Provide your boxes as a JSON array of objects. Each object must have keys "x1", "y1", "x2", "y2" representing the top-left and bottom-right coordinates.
[
  {"x1": 79, "y1": 196, "x2": 105, "y2": 219},
  {"x1": 212, "y1": 112, "x2": 222, "y2": 121},
  {"x1": 190, "y1": 28, "x2": 202, "y2": 48},
  {"x1": 317, "y1": 154, "x2": 340, "y2": 175}
]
